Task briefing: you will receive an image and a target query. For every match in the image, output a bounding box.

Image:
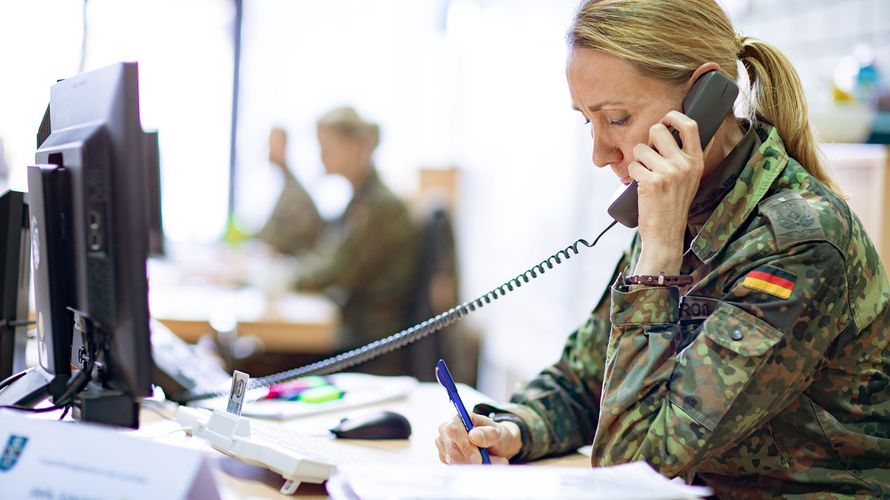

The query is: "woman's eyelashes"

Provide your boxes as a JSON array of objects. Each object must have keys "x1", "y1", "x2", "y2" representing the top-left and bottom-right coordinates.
[{"x1": 578, "y1": 112, "x2": 627, "y2": 126}]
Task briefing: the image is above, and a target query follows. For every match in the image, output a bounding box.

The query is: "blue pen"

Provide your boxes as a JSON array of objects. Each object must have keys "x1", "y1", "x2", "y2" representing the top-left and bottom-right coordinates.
[{"x1": 435, "y1": 358, "x2": 491, "y2": 464}]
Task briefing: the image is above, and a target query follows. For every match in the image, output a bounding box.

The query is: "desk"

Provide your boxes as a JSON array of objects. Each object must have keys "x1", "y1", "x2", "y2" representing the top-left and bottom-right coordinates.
[
  {"x1": 148, "y1": 244, "x2": 340, "y2": 355},
  {"x1": 151, "y1": 285, "x2": 339, "y2": 354},
  {"x1": 140, "y1": 383, "x2": 589, "y2": 499}
]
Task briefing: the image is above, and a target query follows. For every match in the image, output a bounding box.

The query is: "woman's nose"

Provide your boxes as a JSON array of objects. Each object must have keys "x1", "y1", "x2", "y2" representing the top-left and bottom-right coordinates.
[{"x1": 592, "y1": 133, "x2": 621, "y2": 168}]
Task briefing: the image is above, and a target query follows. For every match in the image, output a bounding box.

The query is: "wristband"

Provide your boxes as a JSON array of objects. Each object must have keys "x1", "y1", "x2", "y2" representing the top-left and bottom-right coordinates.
[{"x1": 624, "y1": 272, "x2": 693, "y2": 287}]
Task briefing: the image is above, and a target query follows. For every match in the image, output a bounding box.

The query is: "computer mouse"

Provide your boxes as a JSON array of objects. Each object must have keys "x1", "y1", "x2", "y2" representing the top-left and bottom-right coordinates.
[{"x1": 330, "y1": 410, "x2": 412, "y2": 440}]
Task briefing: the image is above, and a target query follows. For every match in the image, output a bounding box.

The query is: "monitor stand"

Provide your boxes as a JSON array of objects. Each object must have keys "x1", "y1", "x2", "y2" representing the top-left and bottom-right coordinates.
[
  {"x1": 73, "y1": 387, "x2": 139, "y2": 428},
  {"x1": 0, "y1": 366, "x2": 66, "y2": 407}
]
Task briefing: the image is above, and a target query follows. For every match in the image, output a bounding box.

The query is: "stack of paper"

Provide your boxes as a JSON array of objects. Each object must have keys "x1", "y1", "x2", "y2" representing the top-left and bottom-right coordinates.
[{"x1": 326, "y1": 461, "x2": 711, "y2": 499}]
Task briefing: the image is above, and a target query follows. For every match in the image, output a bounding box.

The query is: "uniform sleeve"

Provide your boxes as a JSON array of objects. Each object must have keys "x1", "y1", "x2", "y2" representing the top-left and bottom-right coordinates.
[
  {"x1": 473, "y1": 254, "x2": 628, "y2": 462},
  {"x1": 257, "y1": 171, "x2": 323, "y2": 255},
  {"x1": 591, "y1": 241, "x2": 851, "y2": 477},
  {"x1": 294, "y1": 196, "x2": 413, "y2": 295}
]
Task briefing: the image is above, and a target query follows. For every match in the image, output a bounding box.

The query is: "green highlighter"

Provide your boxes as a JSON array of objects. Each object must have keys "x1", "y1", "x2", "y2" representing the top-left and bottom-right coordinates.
[{"x1": 298, "y1": 385, "x2": 345, "y2": 404}]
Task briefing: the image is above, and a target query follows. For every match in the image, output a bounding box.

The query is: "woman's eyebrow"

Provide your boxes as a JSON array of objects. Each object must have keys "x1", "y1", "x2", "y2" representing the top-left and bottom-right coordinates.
[{"x1": 571, "y1": 100, "x2": 626, "y2": 112}]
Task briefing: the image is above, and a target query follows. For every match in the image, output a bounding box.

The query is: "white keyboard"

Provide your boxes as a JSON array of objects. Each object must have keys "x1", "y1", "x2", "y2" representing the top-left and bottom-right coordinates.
[{"x1": 250, "y1": 421, "x2": 402, "y2": 466}]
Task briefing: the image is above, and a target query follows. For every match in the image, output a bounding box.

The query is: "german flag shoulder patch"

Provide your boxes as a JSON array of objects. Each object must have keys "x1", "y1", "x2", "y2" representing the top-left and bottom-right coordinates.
[{"x1": 741, "y1": 266, "x2": 797, "y2": 299}]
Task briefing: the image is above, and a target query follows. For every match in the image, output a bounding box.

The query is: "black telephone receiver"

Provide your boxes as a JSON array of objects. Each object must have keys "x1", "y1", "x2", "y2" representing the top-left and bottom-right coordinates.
[{"x1": 607, "y1": 71, "x2": 740, "y2": 228}]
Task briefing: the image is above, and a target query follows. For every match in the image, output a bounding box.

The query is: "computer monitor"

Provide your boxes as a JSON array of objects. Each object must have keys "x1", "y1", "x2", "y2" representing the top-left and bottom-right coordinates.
[
  {"x1": 30, "y1": 62, "x2": 153, "y2": 428},
  {"x1": 28, "y1": 164, "x2": 75, "y2": 397},
  {"x1": 0, "y1": 163, "x2": 74, "y2": 408},
  {"x1": 0, "y1": 191, "x2": 31, "y2": 382},
  {"x1": 143, "y1": 131, "x2": 165, "y2": 257}
]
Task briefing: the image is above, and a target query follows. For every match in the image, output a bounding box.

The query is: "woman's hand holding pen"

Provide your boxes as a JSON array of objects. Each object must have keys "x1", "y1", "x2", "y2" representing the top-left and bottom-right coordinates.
[
  {"x1": 435, "y1": 413, "x2": 519, "y2": 465},
  {"x1": 630, "y1": 111, "x2": 705, "y2": 276}
]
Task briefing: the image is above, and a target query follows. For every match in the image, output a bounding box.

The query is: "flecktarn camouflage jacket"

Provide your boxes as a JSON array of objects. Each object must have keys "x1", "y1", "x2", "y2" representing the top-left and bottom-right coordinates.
[{"x1": 476, "y1": 124, "x2": 890, "y2": 499}]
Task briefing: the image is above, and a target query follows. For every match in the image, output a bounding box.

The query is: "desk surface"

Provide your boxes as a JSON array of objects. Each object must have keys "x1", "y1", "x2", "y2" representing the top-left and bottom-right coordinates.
[
  {"x1": 152, "y1": 286, "x2": 339, "y2": 353},
  {"x1": 141, "y1": 382, "x2": 589, "y2": 499},
  {"x1": 148, "y1": 245, "x2": 340, "y2": 354}
]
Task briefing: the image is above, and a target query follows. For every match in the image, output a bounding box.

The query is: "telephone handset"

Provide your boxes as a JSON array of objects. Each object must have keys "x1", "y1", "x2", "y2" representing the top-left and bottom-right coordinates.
[{"x1": 607, "y1": 71, "x2": 740, "y2": 228}]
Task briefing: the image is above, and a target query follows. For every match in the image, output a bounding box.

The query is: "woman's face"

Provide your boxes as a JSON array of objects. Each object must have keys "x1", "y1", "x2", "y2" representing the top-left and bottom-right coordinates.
[
  {"x1": 317, "y1": 127, "x2": 366, "y2": 177},
  {"x1": 566, "y1": 48, "x2": 685, "y2": 185}
]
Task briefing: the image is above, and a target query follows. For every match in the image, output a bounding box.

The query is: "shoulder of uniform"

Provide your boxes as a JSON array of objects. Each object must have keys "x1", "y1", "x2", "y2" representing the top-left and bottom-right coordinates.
[{"x1": 756, "y1": 178, "x2": 856, "y2": 253}]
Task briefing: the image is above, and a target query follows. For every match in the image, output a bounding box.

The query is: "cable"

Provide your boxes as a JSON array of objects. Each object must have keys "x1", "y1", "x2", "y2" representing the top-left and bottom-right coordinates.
[
  {"x1": 134, "y1": 427, "x2": 192, "y2": 440},
  {"x1": 52, "y1": 355, "x2": 93, "y2": 408},
  {"x1": 0, "y1": 404, "x2": 66, "y2": 413},
  {"x1": 182, "y1": 220, "x2": 619, "y2": 402},
  {"x1": 0, "y1": 369, "x2": 27, "y2": 391},
  {"x1": 141, "y1": 399, "x2": 180, "y2": 421}
]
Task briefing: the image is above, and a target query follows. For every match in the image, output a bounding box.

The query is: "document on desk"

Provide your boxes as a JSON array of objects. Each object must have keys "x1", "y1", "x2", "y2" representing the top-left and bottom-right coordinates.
[
  {"x1": 0, "y1": 411, "x2": 220, "y2": 500},
  {"x1": 327, "y1": 461, "x2": 712, "y2": 499}
]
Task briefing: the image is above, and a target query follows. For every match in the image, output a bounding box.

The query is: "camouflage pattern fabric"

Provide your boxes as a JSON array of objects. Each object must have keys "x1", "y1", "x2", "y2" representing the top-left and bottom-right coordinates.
[
  {"x1": 295, "y1": 168, "x2": 420, "y2": 375},
  {"x1": 256, "y1": 169, "x2": 324, "y2": 256},
  {"x1": 476, "y1": 124, "x2": 890, "y2": 498}
]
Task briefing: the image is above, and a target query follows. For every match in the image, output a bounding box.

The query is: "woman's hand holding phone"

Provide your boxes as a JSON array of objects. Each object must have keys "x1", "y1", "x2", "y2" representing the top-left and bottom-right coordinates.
[{"x1": 628, "y1": 110, "x2": 706, "y2": 277}]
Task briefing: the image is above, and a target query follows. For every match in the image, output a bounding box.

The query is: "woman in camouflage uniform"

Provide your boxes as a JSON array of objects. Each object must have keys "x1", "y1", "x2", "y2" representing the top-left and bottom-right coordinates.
[{"x1": 436, "y1": 1, "x2": 890, "y2": 497}]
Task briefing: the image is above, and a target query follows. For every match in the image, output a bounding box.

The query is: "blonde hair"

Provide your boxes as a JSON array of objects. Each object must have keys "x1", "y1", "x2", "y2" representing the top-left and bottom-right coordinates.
[
  {"x1": 316, "y1": 106, "x2": 381, "y2": 150},
  {"x1": 568, "y1": 0, "x2": 842, "y2": 194}
]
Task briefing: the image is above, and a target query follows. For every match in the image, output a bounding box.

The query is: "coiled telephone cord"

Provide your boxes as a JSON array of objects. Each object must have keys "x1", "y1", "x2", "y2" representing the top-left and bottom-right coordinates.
[{"x1": 182, "y1": 220, "x2": 618, "y2": 402}]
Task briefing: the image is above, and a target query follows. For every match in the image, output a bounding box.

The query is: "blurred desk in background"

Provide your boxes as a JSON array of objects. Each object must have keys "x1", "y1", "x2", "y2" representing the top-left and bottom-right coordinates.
[
  {"x1": 147, "y1": 243, "x2": 341, "y2": 359},
  {"x1": 150, "y1": 285, "x2": 339, "y2": 354}
]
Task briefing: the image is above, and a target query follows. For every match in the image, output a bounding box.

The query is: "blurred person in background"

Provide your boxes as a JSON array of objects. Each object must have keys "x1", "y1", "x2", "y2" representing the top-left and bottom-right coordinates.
[
  {"x1": 294, "y1": 107, "x2": 421, "y2": 376},
  {"x1": 255, "y1": 127, "x2": 324, "y2": 256}
]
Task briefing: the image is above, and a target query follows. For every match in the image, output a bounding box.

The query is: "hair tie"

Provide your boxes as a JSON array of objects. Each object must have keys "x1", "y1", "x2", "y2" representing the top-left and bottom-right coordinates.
[{"x1": 736, "y1": 35, "x2": 747, "y2": 58}]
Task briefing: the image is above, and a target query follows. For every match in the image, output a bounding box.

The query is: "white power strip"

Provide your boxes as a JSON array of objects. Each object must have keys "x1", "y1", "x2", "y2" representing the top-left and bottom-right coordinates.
[{"x1": 175, "y1": 406, "x2": 335, "y2": 495}]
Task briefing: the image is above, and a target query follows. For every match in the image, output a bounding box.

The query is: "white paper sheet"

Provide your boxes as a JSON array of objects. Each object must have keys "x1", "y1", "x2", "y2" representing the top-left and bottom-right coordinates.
[{"x1": 327, "y1": 461, "x2": 712, "y2": 500}]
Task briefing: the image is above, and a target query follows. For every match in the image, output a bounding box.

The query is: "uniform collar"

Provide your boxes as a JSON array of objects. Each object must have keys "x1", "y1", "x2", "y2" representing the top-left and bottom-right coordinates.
[
  {"x1": 686, "y1": 121, "x2": 757, "y2": 233},
  {"x1": 689, "y1": 124, "x2": 789, "y2": 263}
]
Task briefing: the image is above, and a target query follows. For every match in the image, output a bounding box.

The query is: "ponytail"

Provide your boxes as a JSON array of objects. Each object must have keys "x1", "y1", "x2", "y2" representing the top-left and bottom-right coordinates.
[{"x1": 738, "y1": 36, "x2": 844, "y2": 195}]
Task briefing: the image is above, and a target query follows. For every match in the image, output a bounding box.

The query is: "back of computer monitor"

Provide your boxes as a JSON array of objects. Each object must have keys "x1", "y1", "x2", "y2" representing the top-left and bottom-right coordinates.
[{"x1": 35, "y1": 62, "x2": 152, "y2": 426}]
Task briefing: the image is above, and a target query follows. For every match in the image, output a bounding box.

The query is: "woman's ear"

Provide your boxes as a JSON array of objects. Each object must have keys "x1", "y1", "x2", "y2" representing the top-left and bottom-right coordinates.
[{"x1": 689, "y1": 62, "x2": 721, "y2": 86}]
